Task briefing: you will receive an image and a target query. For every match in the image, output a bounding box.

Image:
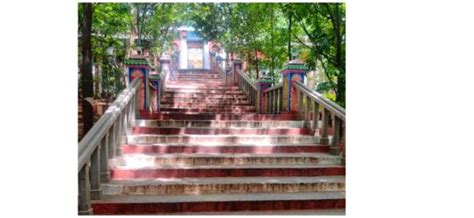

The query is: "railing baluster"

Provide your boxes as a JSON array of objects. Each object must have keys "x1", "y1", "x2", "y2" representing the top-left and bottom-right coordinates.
[
  {"x1": 279, "y1": 87, "x2": 283, "y2": 113},
  {"x1": 331, "y1": 116, "x2": 342, "y2": 155},
  {"x1": 90, "y1": 146, "x2": 101, "y2": 200},
  {"x1": 100, "y1": 134, "x2": 109, "y2": 182},
  {"x1": 341, "y1": 123, "x2": 346, "y2": 165},
  {"x1": 268, "y1": 90, "x2": 275, "y2": 114},
  {"x1": 313, "y1": 101, "x2": 320, "y2": 135},
  {"x1": 305, "y1": 96, "x2": 311, "y2": 128},
  {"x1": 78, "y1": 163, "x2": 92, "y2": 215},
  {"x1": 115, "y1": 115, "x2": 122, "y2": 156},
  {"x1": 122, "y1": 111, "x2": 128, "y2": 144},
  {"x1": 108, "y1": 124, "x2": 116, "y2": 158},
  {"x1": 266, "y1": 92, "x2": 270, "y2": 113},
  {"x1": 298, "y1": 90, "x2": 304, "y2": 119},
  {"x1": 320, "y1": 108, "x2": 330, "y2": 144},
  {"x1": 273, "y1": 89, "x2": 277, "y2": 113}
]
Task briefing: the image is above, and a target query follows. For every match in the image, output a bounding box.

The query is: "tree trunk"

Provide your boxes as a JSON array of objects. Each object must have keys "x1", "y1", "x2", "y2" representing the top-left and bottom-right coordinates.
[
  {"x1": 288, "y1": 12, "x2": 292, "y2": 61},
  {"x1": 270, "y1": 5, "x2": 275, "y2": 76},
  {"x1": 255, "y1": 49, "x2": 259, "y2": 79},
  {"x1": 336, "y1": 73, "x2": 345, "y2": 107},
  {"x1": 333, "y1": 4, "x2": 345, "y2": 107},
  {"x1": 81, "y1": 3, "x2": 95, "y2": 135}
]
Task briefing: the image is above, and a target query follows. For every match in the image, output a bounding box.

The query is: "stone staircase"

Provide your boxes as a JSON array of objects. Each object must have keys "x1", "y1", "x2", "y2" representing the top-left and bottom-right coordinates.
[{"x1": 91, "y1": 70, "x2": 345, "y2": 215}]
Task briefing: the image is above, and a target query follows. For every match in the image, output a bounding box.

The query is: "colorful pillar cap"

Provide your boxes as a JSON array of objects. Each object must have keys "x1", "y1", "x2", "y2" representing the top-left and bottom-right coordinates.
[
  {"x1": 258, "y1": 75, "x2": 273, "y2": 83},
  {"x1": 149, "y1": 74, "x2": 160, "y2": 80},
  {"x1": 125, "y1": 57, "x2": 152, "y2": 69}
]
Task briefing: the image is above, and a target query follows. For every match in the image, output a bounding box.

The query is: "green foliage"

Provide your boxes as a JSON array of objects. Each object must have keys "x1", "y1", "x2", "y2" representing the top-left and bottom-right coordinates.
[
  {"x1": 78, "y1": 2, "x2": 345, "y2": 107},
  {"x1": 288, "y1": 3, "x2": 346, "y2": 107},
  {"x1": 133, "y1": 3, "x2": 189, "y2": 55}
]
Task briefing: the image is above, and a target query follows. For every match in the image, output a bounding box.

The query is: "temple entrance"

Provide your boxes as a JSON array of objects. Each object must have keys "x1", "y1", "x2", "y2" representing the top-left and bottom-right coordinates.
[{"x1": 188, "y1": 47, "x2": 203, "y2": 69}]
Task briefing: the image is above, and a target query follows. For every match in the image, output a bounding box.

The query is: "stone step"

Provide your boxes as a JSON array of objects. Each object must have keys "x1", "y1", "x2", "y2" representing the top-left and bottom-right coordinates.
[
  {"x1": 111, "y1": 153, "x2": 341, "y2": 168},
  {"x1": 131, "y1": 127, "x2": 311, "y2": 135},
  {"x1": 139, "y1": 111, "x2": 298, "y2": 121},
  {"x1": 173, "y1": 71, "x2": 216, "y2": 75},
  {"x1": 168, "y1": 75, "x2": 221, "y2": 78},
  {"x1": 163, "y1": 94, "x2": 248, "y2": 99},
  {"x1": 166, "y1": 82, "x2": 240, "y2": 90},
  {"x1": 166, "y1": 209, "x2": 345, "y2": 215},
  {"x1": 160, "y1": 100, "x2": 251, "y2": 106},
  {"x1": 170, "y1": 78, "x2": 223, "y2": 82},
  {"x1": 162, "y1": 98, "x2": 249, "y2": 103},
  {"x1": 110, "y1": 165, "x2": 345, "y2": 179},
  {"x1": 92, "y1": 192, "x2": 345, "y2": 214},
  {"x1": 127, "y1": 134, "x2": 318, "y2": 144},
  {"x1": 167, "y1": 82, "x2": 225, "y2": 86},
  {"x1": 122, "y1": 143, "x2": 330, "y2": 155},
  {"x1": 171, "y1": 74, "x2": 221, "y2": 77},
  {"x1": 160, "y1": 107, "x2": 256, "y2": 113},
  {"x1": 103, "y1": 176, "x2": 345, "y2": 195},
  {"x1": 165, "y1": 89, "x2": 244, "y2": 94},
  {"x1": 161, "y1": 105, "x2": 254, "y2": 110},
  {"x1": 134, "y1": 120, "x2": 305, "y2": 128}
]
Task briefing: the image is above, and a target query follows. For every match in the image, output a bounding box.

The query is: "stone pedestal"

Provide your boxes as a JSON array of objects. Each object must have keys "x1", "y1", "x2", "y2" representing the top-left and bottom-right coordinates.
[
  {"x1": 256, "y1": 76, "x2": 273, "y2": 114},
  {"x1": 280, "y1": 60, "x2": 307, "y2": 112},
  {"x1": 125, "y1": 57, "x2": 152, "y2": 111}
]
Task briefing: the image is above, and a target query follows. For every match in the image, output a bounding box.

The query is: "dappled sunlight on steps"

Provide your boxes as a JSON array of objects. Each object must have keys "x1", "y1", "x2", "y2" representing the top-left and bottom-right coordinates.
[{"x1": 92, "y1": 69, "x2": 345, "y2": 215}]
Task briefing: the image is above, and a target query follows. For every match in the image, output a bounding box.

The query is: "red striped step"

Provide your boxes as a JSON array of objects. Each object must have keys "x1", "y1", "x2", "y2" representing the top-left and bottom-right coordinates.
[
  {"x1": 131, "y1": 127, "x2": 311, "y2": 135},
  {"x1": 160, "y1": 107, "x2": 256, "y2": 113},
  {"x1": 139, "y1": 111, "x2": 298, "y2": 121},
  {"x1": 103, "y1": 176, "x2": 345, "y2": 195},
  {"x1": 111, "y1": 153, "x2": 341, "y2": 168},
  {"x1": 92, "y1": 193, "x2": 345, "y2": 215},
  {"x1": 170, "y1": 79, "x2": 223, "y2": 82},
  {"x1": 122, "y1": 144, "x2": 330, "y2": 154},
  {"x1": 165, "y1": 90, "x2": 244, "y2": 94},
  {"x1": 127, "y1": 134, "x2": 317, "y2": 144},
  {"x1": 171, "y1": 75, "x2": 221, "y2": 79},
  {"x1": 110, "y1": 166, "x2": 345, "y2": 179},
  {"x1": 165, "y1": 85, "x2": 239, "y2": 89},
  {"x1": 160, "y1": 100, "x2": 251, "y2": 105},
  {"x1": 163, "y1": 95, "x2": 248, "y2": 99},
  {"x1": 134, "y1": 120, "x2": 304, "y2": 128}
]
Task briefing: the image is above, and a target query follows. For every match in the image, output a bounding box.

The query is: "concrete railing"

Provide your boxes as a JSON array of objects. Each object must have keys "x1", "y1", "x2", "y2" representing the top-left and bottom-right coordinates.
[
  {"x1": 262, "y1": 83, "x2": 283, "y2": 114},
  {"x1": 235, "y1": 69, "x2": 257, "y2": 107},
  {"x1": 77, "y1": 78, "x2": 142, "y2": 215},
  {"x1": 262, "y1": 80, "x2": 346, "y2": 164}
]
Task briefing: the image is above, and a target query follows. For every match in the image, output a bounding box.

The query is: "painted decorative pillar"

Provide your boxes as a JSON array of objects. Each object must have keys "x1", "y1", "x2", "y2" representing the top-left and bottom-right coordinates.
[
  {"x1": 125, "y1": 57, "x2": 152, "y2": 111},
  {"x1": 256, "y1": 76, "x2": 273, "y2": 114},
  {"x1": 281, "y1": 60, "x2": 307, "y2": 112},
  {"x1": 232, "y1": 59, "x2": 242, "y2": 85}
]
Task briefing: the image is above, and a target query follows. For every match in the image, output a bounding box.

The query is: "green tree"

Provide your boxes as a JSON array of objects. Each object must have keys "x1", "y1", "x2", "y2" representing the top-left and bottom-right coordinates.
[{"x1": 288, "y1": 3, "x2": 346, "y2": 107}]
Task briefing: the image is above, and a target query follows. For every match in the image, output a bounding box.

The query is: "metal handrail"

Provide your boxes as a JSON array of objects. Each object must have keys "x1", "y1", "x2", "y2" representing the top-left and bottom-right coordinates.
[{"x1": 294, "y1": 81, "x2": 345, "y2": 121}]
